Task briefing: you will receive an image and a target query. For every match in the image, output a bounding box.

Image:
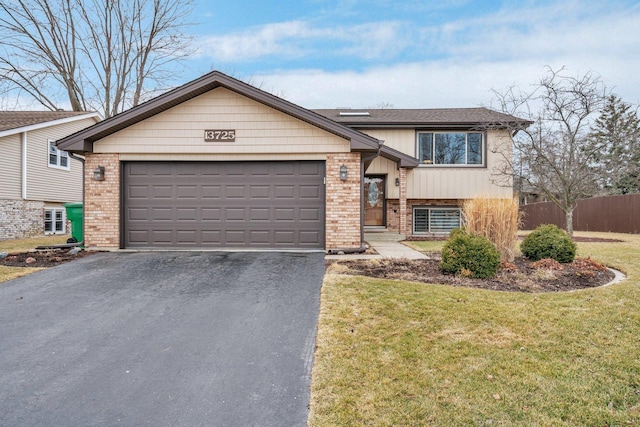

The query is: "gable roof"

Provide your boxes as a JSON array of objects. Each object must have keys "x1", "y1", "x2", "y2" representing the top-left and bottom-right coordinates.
[
  {"x1": 56, "y1": 71, "x2": 381, "y2": 153},
  {"x1": 0, "y1": 111, "x2": 100, "y2": 137},
  {"x1": 312, "y1": 108, "x2": 531, "y2": 129}
]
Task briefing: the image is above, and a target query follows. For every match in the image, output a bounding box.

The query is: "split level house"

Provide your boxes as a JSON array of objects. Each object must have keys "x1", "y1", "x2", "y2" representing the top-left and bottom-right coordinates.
[
  {"x1": 56, "y1": 71, "x2": 527, "y2": 252},
  {"x1": 0, "y1": 111, "x2": 101, "y2": 240}
]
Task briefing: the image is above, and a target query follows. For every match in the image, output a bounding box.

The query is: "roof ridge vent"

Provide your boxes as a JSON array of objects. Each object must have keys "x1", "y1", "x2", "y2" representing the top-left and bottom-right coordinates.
[{"x1": 339, "y1": 111, "x2": 370, "y2": 117}]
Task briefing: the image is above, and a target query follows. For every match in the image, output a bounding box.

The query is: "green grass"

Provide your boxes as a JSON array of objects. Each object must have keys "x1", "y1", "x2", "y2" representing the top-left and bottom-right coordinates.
[
  {"x1": 0, "y1": 235, "x2": 69, "y2": 283},
  {"x1": 310, "y1": 232, "x2": 640, "y2": 426}
]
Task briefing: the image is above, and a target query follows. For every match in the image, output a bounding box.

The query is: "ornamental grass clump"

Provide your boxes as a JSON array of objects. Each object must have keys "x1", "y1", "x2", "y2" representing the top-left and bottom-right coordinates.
[
  {"x1": 440, "y1": 228, "x2": 501, "y2": 279},
  {"x1": 521, "y1": 224, "x2": 577, "y2": 263},
  {"x1": 462, "y1": 196, "x2": 520, "y2": 262}
]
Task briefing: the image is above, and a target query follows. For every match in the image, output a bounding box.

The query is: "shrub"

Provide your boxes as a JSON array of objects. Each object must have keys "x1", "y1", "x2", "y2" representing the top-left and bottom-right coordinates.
[
  {"x1": 520, "y1": 224, "x2": 576, "y2": 263},
  {"x1": 462, "y1": 197, "x2": 521, "y2": 262},
  {"x1": 441, "y1": 228, "x2": 501, "y2": 279}
]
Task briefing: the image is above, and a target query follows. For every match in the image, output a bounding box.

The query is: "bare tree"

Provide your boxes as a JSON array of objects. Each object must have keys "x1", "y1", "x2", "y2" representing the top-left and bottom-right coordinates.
[
  {"x1": 488, "y1": 67, "x2": 608, "y2": 237},
  {"x1": 0, "y1": 0, "x2": 193, "y2": 118}
]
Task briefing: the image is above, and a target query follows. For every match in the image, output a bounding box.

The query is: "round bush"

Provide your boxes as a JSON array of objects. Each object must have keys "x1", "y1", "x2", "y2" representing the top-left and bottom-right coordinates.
[
  {"x1": 440, "y1": 228, "x2": 501, "y2": 279},
  {"x1": 520, "y1": 224, "x2": 576, "y2": 263}
]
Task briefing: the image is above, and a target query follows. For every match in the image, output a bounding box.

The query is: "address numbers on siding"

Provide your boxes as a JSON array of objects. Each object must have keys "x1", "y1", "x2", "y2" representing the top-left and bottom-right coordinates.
[{"x1": 204, "y1": 129, "x2": 236, "y2": 142}]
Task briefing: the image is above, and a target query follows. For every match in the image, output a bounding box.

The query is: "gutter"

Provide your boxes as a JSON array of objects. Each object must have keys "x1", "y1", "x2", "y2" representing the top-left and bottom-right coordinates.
[
  {"x1": 68, "y1": 152, "x2": 86, "y2": 246},
  {"x1": 21, "y1": 132, "x2": 27, "y2": 200}
]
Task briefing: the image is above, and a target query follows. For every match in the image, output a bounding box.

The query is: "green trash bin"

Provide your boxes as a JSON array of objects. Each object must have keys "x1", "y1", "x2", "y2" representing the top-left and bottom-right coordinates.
[{"x1": 63, "y1": 202, "x2": 83, "y2": 244}]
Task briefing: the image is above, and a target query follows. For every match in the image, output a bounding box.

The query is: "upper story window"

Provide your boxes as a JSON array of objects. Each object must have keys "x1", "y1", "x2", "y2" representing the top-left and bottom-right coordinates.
[
  {"x1": 48, "y1": 140, "x2": 70, "y2": 170},
  {"x1": 417, "y1": 132, "x2": 484, "y2": 166}
]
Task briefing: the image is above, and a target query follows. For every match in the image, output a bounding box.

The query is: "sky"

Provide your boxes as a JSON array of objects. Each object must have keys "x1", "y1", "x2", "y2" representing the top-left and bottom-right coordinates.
[{"x1": 180, "y1": 0, "x2": 640, "y2": 110}]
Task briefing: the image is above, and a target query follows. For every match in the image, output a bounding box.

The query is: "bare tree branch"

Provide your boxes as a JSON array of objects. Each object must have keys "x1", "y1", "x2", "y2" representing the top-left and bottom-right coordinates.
[
  {"x1": 0, "y1": 0, "x2": 194, "y2": 117},
  {"x1": 485, "y1": 67, "x2": 609, "y2": 236}
]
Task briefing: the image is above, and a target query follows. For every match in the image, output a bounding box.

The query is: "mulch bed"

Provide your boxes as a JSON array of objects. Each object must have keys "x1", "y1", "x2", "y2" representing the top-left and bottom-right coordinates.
[
  {"x1": 1, "y1": 249, "x2": 96, "y2": 268},
  {"x1": 334, "y1": 256, "x2": 616, "y2": 293},
  {"x1": 406, "y1": 236, "x2": 624, "y2": 243}
]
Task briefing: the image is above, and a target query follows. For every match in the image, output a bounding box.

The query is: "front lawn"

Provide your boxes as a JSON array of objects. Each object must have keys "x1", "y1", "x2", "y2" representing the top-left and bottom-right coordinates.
[{"x1": 310, "y1": 232, "x2": 640, "y2": 426}]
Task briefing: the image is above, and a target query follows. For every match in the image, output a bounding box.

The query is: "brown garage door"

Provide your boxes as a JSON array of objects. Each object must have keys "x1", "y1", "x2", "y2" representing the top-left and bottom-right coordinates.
[{"x1": 123, "y1": 161, "x2": 325, "y2": 249}]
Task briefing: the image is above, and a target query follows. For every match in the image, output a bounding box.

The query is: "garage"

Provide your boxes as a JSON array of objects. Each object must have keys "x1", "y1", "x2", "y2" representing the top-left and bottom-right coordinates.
[
  {"x1": 56, "y1": 71, "x2": 381, "y2": 251},
  {"x1": 123, "y1": 161, "x2": 326, "y2": 249}
]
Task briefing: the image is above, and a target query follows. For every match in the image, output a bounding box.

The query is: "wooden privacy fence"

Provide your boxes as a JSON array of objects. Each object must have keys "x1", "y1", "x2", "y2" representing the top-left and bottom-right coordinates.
[{"x1": 520, "y1": 194, "x2": 640, "y2": 234}]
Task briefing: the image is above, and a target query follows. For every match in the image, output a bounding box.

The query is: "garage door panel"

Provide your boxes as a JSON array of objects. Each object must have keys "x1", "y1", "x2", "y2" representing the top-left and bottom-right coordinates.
[
  {"x1": 250, "y1": 185, "x2": 271, "y2": 198},
  {"x1": 176, "y1": 185, "x2": 197, "y2": 199},
  {"x1": 299, "y1": 208, "x2": 320, "y2": 221},
  {"x1": 274, "y1": 185, "x2": 295, "y2": 199},
  {"x1": 201, "y1": 208, "x2": 222, "y2": 221},
  {"x1": 273, "y1": 208, "x2": 294, "y2": 221},
  {"x1": 226, "y1": 185, "x2": 246, "y2": 198},
  {"x1": 124, "y1": 161, "x2": 325, "y2": 248},
  {"x1": 153, "y1": 186, "x2": 173, "y2": 198},
  {"x1": 299, "y1": 185, "x2": 321, "y2": 198},
  {"x1": 299, "y1": 231, "x2": 321, "y2": 244},
  {"x1": 201, "y1": 185, "x2": 222, "y2": 199},
  {"x1": 274, "y1": 231, "x2": 295, "y2": 245}
]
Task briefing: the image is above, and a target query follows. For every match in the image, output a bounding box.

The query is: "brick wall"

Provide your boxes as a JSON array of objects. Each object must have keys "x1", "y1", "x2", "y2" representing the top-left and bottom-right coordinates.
[
  {"x1": 0, "y1": 199, "x2": 45, "y2": 240},
  {"x1": 84, "y1": 153, "x2": 120, "y2": 248},
  {"x1": 325, "y1": 152, "x2": 362, "y2": 251}
]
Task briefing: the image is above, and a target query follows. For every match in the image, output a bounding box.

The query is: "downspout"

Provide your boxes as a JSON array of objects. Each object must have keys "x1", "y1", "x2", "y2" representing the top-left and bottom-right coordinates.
[
  {"x1": 21, "y1": 132, "x2": 27, "y2": 200},
  {"x1": 69, "y1": 152, "x2": 85, "y2": 245}
]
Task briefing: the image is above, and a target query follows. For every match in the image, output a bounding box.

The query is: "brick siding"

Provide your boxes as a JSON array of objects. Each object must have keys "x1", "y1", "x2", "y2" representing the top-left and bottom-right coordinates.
[
  {"x1": 325, "y1": 152, "x2": 362, "y2": 251},
  {"x1": 84, "y1": 153, "x2": 120, "y2": 248},
  {"x1": 0, "y1": 199, "x2": 45, "y2": 240}
]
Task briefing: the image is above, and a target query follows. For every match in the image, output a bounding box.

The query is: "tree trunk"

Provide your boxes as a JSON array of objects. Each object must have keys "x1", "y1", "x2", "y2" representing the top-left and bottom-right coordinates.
[{"x1": 565, "y1": 208, "x2": 574, "y2": 238}]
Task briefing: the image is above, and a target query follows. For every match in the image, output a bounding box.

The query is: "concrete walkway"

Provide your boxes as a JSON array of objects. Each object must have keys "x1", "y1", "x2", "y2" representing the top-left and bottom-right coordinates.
[{"x1": 326, "y1": 231, "x2": 428, "y2": 260}]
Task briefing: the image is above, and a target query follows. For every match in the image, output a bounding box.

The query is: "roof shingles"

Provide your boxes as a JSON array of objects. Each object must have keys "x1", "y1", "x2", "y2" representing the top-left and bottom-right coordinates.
[
  {"x1": 0, "y1": 111, "x2": 91, "y2": 133},
  {"x1": 312, "y1": 108, "x2": 529, "y2": 127}
]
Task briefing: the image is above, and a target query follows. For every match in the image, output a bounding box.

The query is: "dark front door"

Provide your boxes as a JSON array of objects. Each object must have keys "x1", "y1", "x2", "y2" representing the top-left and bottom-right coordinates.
[{"x1": 364, "y1": 176, "x2": 385, "y2": 227}]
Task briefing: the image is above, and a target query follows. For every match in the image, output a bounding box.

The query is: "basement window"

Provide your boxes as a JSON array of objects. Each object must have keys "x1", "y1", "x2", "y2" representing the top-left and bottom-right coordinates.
[
  {"x1": 44, "y1": 208, "x2": 65, "y2": 234},
  {"x1": 413, "y1": 207, "x2": 461, "y2": 234}
]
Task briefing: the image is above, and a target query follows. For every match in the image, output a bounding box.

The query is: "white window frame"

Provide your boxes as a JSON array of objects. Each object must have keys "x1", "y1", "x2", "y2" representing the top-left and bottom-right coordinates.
[
  {"x1": 413, "y1": 206, "x2": 461, "y2": 234},
  {"x1": 48, "y1": 140, "x2": 70, "y2": 170},
  {"x1": 44, "y1": 208, "x2": 66, "y2": 235},
  {"x1": 416, "y1": 131, "x2": 485, "y2": 167}
]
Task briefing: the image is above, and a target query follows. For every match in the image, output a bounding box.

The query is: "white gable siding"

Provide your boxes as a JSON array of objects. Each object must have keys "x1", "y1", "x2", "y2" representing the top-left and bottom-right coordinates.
[
  {"x1": 95, "y1": 87, "x2": 350, "y2": 157},
  {"x1": 0, "y1": 133, "x2": 22, "y2": 199}
]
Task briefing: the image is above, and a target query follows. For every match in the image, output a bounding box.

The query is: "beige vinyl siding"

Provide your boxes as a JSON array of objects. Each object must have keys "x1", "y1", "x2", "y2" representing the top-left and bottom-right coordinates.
[
  {"x1": 96, "y1": 87, "x2": 350, "y2": 155},
  {"x1": 359, "y1": 129, "x2": 416, "y2": 155},
  {"x1": 119, "y1": 153, "x2": 328, "y2": 161},
  {"x1": 364, "y1": 129, "x2": 513, "y2": 200},
  {"x1": 26, "y1": 118, "x2": 96, "y2": 202},
  {"x1": 0, "y1": 134, "x2": 22, "y2": 199}
]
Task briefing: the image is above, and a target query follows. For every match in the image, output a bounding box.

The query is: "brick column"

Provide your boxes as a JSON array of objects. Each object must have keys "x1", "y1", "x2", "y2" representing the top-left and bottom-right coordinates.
[
  {"x1": 399, "y1": 167, "x2": 408, "y2": 235},
  {"x1": 325, "y1": 152, "x2": 361, "y2": 251},
  {"x1": 84, "y1": 153, "x2": 120, "y2": 249}
]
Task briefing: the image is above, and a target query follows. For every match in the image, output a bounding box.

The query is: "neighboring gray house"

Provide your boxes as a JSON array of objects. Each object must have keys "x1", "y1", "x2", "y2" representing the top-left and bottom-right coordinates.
[{"x1": 0, "y1": 111, "x2": 101, "y2": 240}]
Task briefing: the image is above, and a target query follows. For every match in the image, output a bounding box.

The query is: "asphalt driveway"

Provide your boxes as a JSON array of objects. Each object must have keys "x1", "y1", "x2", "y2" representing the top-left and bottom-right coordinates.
[{"x1": 0, "y1": 251, "x2": 325, "y2": 426}]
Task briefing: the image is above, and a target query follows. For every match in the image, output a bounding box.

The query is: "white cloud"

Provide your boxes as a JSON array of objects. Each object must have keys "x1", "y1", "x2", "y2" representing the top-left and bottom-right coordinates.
[
  {"x1": 191, "y1": 1, "x2": 640, "y2": 108},
  {"x1": 250, "y1": 1, "x2": 640, "y2": 108},
  {"x1": 196, "y1": 19, "x2": 409, "y2": 62}
]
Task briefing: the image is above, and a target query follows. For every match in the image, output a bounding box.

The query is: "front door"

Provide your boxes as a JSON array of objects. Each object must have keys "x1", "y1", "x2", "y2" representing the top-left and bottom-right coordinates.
[{"x1": 364, "y1": 176, "x2": 385, "y2": 227}]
